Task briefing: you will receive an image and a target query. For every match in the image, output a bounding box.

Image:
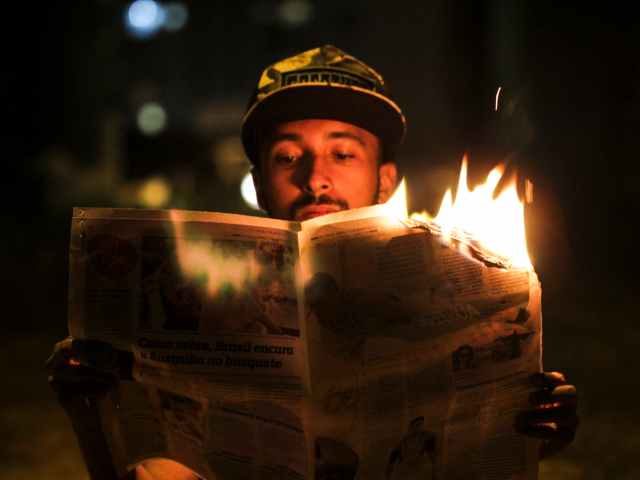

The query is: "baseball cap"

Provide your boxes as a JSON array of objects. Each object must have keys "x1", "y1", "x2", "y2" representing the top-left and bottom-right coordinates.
[{"x1": 241, "y1": 45, "x2": 406, "y2": 166}]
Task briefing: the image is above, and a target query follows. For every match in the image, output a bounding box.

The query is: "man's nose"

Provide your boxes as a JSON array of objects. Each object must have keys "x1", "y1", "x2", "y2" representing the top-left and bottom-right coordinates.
[{"x1": 301, "y1": 157, "x2": 332, "y2": 195}]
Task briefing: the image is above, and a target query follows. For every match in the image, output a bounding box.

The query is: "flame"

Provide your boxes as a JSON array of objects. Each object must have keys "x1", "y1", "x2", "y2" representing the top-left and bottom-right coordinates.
[
  {"x1": 169, "y1": 211, "x2": 262, "y2": 296},
  {"x1": 385, "y1": 157, "x2": 532, "y2": 270},
  {"x1": 382, "y1": 177, "x2": 409, "y2": 220}
]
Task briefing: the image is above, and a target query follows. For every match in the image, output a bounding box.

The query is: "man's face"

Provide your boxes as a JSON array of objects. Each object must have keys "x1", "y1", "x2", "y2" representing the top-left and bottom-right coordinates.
[{"x1": 253, "y1": 119, "x2": 397, "y2": 221}]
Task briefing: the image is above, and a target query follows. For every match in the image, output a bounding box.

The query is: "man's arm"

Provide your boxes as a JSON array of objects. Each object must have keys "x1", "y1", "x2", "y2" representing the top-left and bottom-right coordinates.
[{"x1": 48, "y1": 339, "x2": 202, "y2": 480}]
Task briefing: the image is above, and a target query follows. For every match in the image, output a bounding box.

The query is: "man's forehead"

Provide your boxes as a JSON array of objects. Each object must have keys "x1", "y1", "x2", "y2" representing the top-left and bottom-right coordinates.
[{"x1": 267, "y1": 119, "x2": 379, "y2": 146}]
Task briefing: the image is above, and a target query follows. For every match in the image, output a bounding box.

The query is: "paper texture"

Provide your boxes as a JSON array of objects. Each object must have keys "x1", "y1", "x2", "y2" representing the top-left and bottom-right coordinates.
[{"x1": 68, "y1": 205, "x2": 541, "y2": 479}]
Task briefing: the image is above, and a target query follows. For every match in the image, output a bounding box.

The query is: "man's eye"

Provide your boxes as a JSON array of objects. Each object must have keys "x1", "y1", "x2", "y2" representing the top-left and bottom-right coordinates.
[
  {"x1": 334, "y1": 151, "x2": 355, "y2": 161},
  {"x1": 274, "y1": 154, "x2": 298, "y2": 166}
]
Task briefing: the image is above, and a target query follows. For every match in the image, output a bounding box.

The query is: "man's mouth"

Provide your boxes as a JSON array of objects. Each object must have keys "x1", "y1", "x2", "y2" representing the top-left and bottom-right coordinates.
[
  {"x1": 295, "y1": 205, "x2": 343, "y2": 221},
  {"x1": 289, "y1": 194, "x2": 350, "y2": 221}
]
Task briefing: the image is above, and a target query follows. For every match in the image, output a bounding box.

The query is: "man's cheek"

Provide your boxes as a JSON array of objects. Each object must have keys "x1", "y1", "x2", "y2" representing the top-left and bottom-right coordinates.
[{"x1": 268, "y1": 193, "x2": 296, "y2": 220}]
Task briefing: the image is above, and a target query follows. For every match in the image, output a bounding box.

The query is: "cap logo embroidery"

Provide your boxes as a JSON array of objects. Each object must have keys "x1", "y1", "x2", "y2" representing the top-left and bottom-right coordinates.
[{"x1": 280, "y1": 69, "x2": 376, "y2": 91}]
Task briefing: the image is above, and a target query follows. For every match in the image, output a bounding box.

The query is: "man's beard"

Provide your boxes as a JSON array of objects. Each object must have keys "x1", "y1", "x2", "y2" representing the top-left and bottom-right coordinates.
[
  {"x1": 288, "y1": 193, "x2": 350, "y2": 220},
  {"x1": 288, "y1": 174, "x2": 381, "y2": 220}
]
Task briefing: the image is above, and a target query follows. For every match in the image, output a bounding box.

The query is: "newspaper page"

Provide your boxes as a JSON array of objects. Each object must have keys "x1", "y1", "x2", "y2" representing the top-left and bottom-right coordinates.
[
  {"x1": 69, "y1": 205, "x2": 541, "y2": 479},
  {"x1": 69, "y1": 207, "x2": 309, "y2": 479},
  {"x1": 297, "y1": 204, "x2": 541, "y2": 479}
]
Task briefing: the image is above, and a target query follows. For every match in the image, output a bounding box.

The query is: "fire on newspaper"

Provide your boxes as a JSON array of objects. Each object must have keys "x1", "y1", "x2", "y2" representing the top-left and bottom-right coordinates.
[{"x1": 68, "y1": 158, "x2": 541, "y2": 479}]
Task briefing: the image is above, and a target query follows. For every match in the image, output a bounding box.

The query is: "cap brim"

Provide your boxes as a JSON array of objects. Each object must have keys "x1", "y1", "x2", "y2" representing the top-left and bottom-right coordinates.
[{"x1": 242, "y1": 83, "x2": 406, "y2": 163}]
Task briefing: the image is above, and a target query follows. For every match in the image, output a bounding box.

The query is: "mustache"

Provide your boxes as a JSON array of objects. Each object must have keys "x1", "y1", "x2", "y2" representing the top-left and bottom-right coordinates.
[{"x1": 289, "y1": 194, "x2": 350, "y2": 219}]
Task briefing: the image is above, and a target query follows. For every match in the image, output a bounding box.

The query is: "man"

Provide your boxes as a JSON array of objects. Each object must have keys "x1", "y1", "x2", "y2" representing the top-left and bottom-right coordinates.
[
  {"x1": 49, "y1": 45, "x2": 578, "y2": 479},
  {"x1": 242, "y1": 45, "x2": 401, "y2": 221}
]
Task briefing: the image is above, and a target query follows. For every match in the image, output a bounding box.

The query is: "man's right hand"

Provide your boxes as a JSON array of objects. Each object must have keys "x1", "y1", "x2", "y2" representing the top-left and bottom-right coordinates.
[{"x1": 46, "y1": 337, "x2": 128, "y2": 398}]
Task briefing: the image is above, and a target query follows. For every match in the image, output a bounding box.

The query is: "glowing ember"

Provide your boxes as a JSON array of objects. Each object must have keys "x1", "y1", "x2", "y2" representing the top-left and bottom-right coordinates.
[{"x1": 387, "y1": 156, "x2": 532, "y2": 270}]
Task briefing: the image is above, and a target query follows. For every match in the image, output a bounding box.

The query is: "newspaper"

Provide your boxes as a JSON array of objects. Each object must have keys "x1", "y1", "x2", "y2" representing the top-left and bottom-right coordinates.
[{"x1": 68, "y1": 204, "x2": 542, "y2": 479}]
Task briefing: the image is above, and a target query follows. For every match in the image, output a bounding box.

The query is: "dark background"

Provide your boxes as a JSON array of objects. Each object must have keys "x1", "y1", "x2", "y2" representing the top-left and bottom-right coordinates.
[{"x1": 2, "y1": 1, "x2": 638, "y2": 478}]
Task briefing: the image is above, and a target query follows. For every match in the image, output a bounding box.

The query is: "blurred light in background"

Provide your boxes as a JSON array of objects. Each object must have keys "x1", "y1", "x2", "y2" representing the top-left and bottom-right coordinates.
[
  {"x1": 212, "y1": 136, "x2": 250, "y2": 184},
  {"x1": 277, "y1": 0, "x2": 313, "y2": 28},
  {"x1": 125, "y1": 0, "x2": 187, "y2": 37},
  {"x1": 138, "y1": 176, "x2": 172, "y2": 207},
  {"x1": 240, "y1": 172, "x2": 261, "y2": 210},
  {"x1": 196, "y1": 100, "x2": 245, "y2": 135},
  {"x1": 249, "y1": 0, "x2": 313, "y2": 28},
  {"x1": 137, "y1": 102, "x2": 167, "y2": 135},
  {"x1": 163, "y1": 2, "x2": 189, "y2": 32},
  {"x1": 126, "y1": 0, "x2": 165, "y2": 38}
]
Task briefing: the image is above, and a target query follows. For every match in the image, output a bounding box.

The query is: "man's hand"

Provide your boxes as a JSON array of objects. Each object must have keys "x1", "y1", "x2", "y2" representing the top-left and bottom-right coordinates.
[
  {"x1": 47, "y1": 338, "x2": 135, "y2": 480},
  {"x1": 46, "y1": 337, "x2": 129, "y2": 398},
  {"x1": 516, "y1": 371, "x2": 579, "y2": 459},
  {"x1": 493, "y1": 156, "x2": 535, "y2": 204}
]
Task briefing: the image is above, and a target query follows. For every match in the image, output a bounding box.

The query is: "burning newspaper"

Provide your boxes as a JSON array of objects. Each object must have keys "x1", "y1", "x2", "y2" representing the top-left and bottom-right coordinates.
[{"x1": 68, "y1": 164, "x2": 541, "y2": 479}]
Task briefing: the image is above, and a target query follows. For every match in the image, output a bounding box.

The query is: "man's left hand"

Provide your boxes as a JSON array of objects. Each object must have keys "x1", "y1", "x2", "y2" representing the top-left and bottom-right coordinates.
[{"x1": 516, "y1": 371, "x2": 579, "y2": 459}]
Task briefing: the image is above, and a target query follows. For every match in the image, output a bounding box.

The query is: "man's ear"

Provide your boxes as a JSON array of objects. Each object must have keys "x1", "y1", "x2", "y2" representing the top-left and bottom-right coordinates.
[
  {"x1": 377, "y1": 162, "x2": 398, "y2": 203},
  {"x1": 250, "y1": 168, "x2": 268, "y2": 211}
]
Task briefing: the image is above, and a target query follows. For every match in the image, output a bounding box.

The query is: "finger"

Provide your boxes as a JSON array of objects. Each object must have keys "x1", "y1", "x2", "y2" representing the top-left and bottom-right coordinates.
[
  {"x1": 516, "y1": 406, "x2": 579, "y2": 431},
  {"x1": 515, "y1": 418, "x2": 579, "y2": 445},
  {"x1": 524, "y1": 178, "x2": 534, "y2": 204},
  {"x1": 529, "y1": 384, "x2": 577, "y2": 406},
  {"x1": 524, "y1": 418, "x2": 577, "y2": 438},
  {"x1": 46, "y1": 346, "x2": 85, "y2": 373},
  {"x1": 49, "y1": 361, "x2": 117, "y2": 380},
  {"x1": 492, "y1": 159, "x2": 532, "y2": 203},
  {"x1": 49, "y1": 364, "x2": 117, "y2": 385},
  {"x1": 45, "y1": 337, "x2": 74, "y2": 368},
  {"x1": 494, "y1": 165, "x2": 514, "y2": 196},
  {"x1": 524, "y1": 416, "x2": 579, "y2": 459},
  {"x1": 530, "y1": 371, "x2": 567, "y2": 389},
  {"x1": 49, "y1": 367, "x2": 118, "y2": 397},
  {"x1": 48, "y1": 341, "x2": 132, "y2": 385},
  {"x1": 72, "y1": 339, "x2": 119, "y2": 370}
]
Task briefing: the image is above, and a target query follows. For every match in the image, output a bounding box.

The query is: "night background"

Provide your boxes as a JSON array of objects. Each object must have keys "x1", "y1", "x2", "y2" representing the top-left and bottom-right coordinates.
[{"x1": 2, "y1": 1, "x2": 638, "y2": 478}]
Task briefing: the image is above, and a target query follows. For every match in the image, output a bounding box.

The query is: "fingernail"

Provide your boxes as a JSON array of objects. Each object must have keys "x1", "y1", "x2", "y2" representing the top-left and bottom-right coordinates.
[
  {"x1": 552, "y1": 385, "x2": 576, "y2": 397},
  {"x1": 530, "y1": 371, "x2": 566, "y2": 387}
]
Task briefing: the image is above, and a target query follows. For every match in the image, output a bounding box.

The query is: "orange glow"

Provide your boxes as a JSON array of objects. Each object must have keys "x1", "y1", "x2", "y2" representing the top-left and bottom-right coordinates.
[
  {"x1": 408, "y1": 156, "x2": 532, "y2": 270},
  {"x1": 169, "y1": 211, "x2": 262, "y2": 296},
  {"x1": 384, "y1": 157, "x2": 532, "y2": 270}
]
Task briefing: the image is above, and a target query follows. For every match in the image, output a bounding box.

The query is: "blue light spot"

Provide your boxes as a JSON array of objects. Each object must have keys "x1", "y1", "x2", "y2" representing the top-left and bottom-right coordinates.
[{"x1": 125, "y1": 0, "x2": 165, "y2": 38}]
